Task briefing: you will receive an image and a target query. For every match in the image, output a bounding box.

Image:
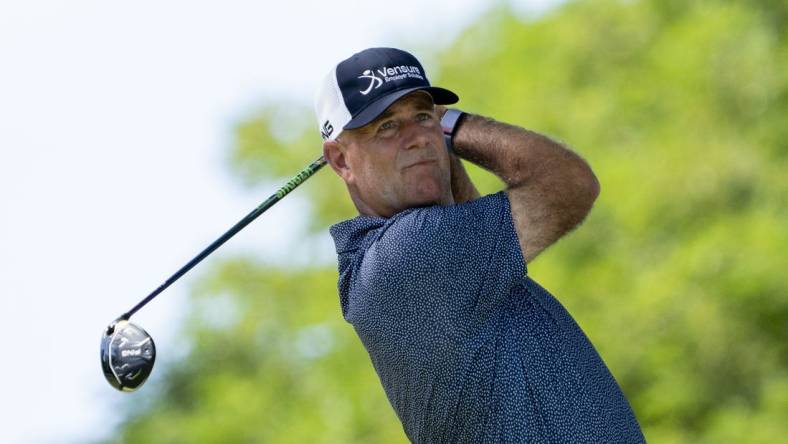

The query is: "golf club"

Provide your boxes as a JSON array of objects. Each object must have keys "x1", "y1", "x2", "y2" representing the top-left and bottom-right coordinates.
[{"x1": 101, "y1": 156, "x2": 327, "y2": 391}]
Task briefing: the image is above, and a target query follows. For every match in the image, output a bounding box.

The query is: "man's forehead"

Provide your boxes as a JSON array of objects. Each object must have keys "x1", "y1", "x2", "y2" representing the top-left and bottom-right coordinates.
[{"x1": 339, "y1": 91, "x2": 435, "y2": 141}]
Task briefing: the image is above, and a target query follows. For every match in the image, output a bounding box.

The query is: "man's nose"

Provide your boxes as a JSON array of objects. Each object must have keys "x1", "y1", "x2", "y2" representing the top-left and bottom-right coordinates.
[{"x1": 401, "y1": 121, "x2": 430, "y2": 150}]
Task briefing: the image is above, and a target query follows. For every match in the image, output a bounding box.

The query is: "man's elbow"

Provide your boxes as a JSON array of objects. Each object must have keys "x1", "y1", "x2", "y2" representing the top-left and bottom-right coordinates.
[
  {"x1": 585, "y1": 169, "x2": 601, "y2": 204},
  {"x1": 566, "y1": 162, "x2": 600, "y2": 225},
  {"x1": 553, "y1": 146, "x2": 600, "y2": 208}
]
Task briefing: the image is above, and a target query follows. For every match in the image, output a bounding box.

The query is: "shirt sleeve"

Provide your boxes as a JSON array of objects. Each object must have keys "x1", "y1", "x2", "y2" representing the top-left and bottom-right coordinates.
[{"x1": 347, "y1": 191, "x2": 526, "y2": 335}]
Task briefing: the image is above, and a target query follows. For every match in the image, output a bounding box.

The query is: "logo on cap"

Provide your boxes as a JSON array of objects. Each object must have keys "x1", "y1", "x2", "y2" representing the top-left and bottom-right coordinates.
[
  {"x1": 357, "y1": 70, "x2": 383, "y2": 95},
  {"x1": 320, "y1": 120, "x2": 334, "y2": 140},
  {"x1": 357, "y1": 65, "x2": 425, "y2": 96}
]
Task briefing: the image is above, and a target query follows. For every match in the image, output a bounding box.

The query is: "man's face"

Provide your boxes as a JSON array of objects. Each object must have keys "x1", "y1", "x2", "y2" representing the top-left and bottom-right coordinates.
[{"x1": 327, "y1": 91, "x2": 453, "y2": 217}]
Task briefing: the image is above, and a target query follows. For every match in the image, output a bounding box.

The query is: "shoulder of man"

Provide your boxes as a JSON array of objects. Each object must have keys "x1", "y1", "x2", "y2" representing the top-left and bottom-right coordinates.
[{"x1": 363, "y1": 191, "x2": 514, "y2": 266}]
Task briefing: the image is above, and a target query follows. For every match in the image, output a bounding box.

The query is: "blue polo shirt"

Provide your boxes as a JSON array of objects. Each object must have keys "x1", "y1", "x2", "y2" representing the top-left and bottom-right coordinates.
[{"x1": 330, "y1": 191, "x2": 644, "y2": 443}]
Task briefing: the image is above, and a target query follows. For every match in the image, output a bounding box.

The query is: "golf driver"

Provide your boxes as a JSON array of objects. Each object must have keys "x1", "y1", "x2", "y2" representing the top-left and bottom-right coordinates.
[{"x1": 101, "y1": 156, "x2": 327, "y2": 391}]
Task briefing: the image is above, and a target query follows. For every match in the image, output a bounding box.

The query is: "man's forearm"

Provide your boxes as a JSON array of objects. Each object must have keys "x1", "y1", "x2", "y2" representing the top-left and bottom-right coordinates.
[
  {"x1": 449, "y1": 153, "x2": 481, "y2": 204},
  {"x1": 439, "y1": 104, "x2": 600, "y2": 219},
  {"x1": 452, "y1": 113, "x2": 597, "y2": 192}
]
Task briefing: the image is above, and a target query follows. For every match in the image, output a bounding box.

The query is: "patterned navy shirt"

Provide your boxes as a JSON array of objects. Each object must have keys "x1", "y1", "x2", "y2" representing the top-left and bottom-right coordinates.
[{"x1": 330, "y1": 192, "x2": 645, "y2": 443}]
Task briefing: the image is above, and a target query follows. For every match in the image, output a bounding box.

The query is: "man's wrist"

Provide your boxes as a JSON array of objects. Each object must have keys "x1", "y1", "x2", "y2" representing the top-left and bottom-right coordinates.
[{"x1": 440, "y1": 108, "x2": 466, "y2": 152}]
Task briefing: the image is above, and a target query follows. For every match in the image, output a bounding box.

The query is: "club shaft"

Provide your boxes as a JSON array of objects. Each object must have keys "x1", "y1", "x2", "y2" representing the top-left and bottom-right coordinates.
[{"x1": 121, "y1": 156, "x2": 327, "y2": 320}]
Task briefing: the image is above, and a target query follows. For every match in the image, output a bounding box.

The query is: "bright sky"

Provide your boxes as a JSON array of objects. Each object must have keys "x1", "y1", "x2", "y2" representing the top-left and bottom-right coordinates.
[{"x1": 0, "y1": 1, "x2": 560, "y2": 442}]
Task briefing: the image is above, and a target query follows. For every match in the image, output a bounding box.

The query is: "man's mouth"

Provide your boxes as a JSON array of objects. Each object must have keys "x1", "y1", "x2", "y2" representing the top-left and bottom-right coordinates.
[{"x1": 403, "y1": 159, "x2": 437, "y2": 170}]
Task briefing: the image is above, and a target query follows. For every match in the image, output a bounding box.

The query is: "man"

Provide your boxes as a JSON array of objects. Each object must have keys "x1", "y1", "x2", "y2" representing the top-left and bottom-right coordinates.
[{"x1": 315, "y1": 47, "x2": 644, "y2": 443}]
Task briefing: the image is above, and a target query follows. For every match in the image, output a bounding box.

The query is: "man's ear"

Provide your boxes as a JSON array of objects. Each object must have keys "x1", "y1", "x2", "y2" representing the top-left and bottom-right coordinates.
[{"x1": 323, "y1": 139, "x2": 355, "y2": 184}]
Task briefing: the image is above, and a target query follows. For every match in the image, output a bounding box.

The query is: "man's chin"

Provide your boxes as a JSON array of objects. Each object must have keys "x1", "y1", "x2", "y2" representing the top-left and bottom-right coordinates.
[{"x1": 404, "y1": 188, "x2": 451, "y2": 209}]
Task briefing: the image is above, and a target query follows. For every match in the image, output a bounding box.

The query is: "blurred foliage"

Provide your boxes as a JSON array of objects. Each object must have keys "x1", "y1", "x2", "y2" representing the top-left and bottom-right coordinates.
[{"x1": 109, "y1": 0, "x2": 787, "y2": 442}]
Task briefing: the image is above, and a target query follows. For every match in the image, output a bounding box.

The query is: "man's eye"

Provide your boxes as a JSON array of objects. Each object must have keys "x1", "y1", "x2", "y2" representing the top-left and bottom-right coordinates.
[
  {"x1": 379, "y1": 121, "x2": 396, "y2": 131},
  {"x1": 416, "y1": 112, "x2": 433, "y2": 121}
]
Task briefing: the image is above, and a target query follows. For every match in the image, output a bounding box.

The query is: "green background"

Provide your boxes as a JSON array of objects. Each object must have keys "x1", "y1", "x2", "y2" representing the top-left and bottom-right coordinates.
[{"x1": 107, "y1": 0, "x2": 787, "y2": 442}]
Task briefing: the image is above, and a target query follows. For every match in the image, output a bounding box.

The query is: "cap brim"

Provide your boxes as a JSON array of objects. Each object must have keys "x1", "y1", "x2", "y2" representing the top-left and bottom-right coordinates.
[{"x1": 343, "y1": 86, "x2": 459, "y2": 130}]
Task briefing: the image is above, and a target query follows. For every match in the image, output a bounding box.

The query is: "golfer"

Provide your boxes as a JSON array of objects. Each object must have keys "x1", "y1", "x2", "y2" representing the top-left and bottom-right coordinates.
[{"x1": 315, "y1": 47, "x2": 645, "y2": 443}]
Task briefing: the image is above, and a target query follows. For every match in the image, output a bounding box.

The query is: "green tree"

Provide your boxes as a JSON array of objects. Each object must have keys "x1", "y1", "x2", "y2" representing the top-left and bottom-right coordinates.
[{"x1": 109, "y1": 1, "x2": 787, "y2": 442}]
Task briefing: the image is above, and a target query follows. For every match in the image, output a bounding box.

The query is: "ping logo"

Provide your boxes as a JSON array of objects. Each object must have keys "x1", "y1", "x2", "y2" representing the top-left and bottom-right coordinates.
[
  {"x1": 357, "y1": 65, "x2": 424, "y2": 95},
  {"x1": 321, "y1": 120, "x2": 334, "y2": 140},
  {"x1": 122, "y1": 348, "x2": 142, "y2": 357}
]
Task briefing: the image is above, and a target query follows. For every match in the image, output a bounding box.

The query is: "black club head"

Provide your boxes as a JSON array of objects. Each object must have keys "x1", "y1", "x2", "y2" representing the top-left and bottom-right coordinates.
[{"x1": 100, "y1": 320, "x2": 156, "y2": 392}]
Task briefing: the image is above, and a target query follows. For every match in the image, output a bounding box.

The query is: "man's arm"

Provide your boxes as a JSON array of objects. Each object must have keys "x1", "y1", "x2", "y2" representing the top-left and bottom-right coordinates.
[
  {"x1": 448, "y1": 152, "x2": 482, "y2": 204},
  {"x1": 449, "y1": 112, "x2": 600, "y2": 264}
]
